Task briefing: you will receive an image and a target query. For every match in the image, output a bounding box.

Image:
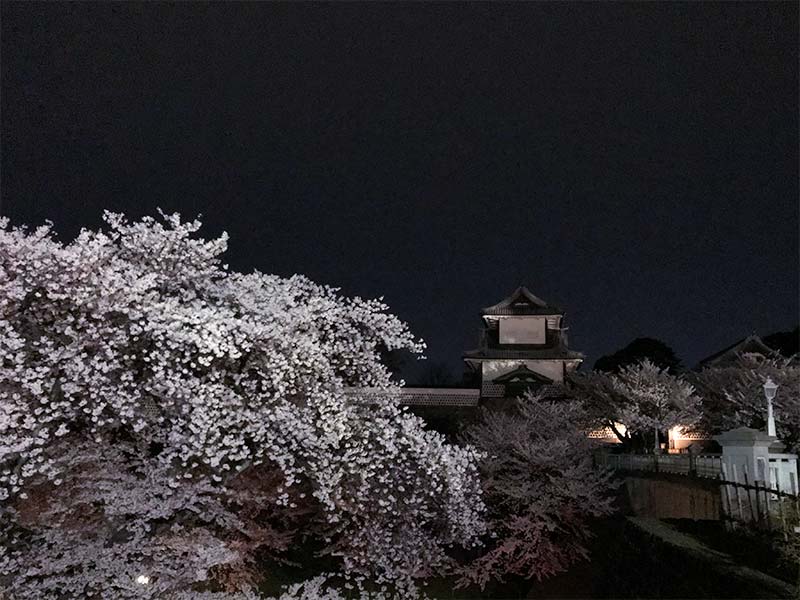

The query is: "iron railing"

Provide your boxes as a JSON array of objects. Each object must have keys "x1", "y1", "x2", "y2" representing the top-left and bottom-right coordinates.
[{"x1": 597, "y1": 452, "x2": 723, "y2": 479}]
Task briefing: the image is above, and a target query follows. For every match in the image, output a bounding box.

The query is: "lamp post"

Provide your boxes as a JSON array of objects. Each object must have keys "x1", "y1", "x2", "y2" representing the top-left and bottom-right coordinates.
[{"x1": 763, "y1": 377, "x2": 778, "y2": 437}]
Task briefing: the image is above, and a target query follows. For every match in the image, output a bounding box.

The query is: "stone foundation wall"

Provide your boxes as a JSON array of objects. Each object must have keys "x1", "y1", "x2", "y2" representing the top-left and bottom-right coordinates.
[{"x1": 624, "y1": 476, "x2": 722, "y2": 520}]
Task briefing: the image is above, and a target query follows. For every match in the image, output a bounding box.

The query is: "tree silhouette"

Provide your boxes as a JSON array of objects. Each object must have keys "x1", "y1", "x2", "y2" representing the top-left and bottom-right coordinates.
[
  {"x1": 594, "y1": 337, "x2": 682, "y2": 374},
  {"x1": 417, "y1": 361, "x2": 457, "y2": 387},
  {"x1": 763, "y1": 326, "x2": 799, "y2": 358}
]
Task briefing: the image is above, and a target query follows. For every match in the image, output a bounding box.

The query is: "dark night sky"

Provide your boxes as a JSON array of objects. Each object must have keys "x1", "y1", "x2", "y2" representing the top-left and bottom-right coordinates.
[{"x1": 2, "y1": 2, "x2": 798, "y2": 380}]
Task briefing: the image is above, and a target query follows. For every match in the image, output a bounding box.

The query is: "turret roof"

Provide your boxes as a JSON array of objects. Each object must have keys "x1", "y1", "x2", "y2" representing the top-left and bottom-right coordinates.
[{"x1": 482, "y1": 286, "x2": 564, "y2": 316}]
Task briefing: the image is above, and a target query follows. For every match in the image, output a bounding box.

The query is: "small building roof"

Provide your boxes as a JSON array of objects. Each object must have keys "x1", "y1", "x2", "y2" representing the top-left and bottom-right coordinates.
[
  {"x1": 697, "y1": 334, "x2": 783, "y2": 368},
  {"x1": 344, "y1": 387, "x2": 480, "y2": 407},
  {"x1": 482, "y1": 286, "x2": 564, "y2": 316}
]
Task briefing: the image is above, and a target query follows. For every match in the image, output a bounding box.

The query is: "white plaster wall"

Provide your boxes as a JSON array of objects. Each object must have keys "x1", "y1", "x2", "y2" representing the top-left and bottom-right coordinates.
[
  {"x1": 721, "y1": 444, "x2": 772, "y2": 486},
  {"x1": 498, "y1": 317, "x2": 546, "y2": 344},
  {"x1": 482, "y1": 359, "x2": 564, "y2": 383},
  {"x1": 769, "y1": 456, "x2": 799, "y2": 494}
]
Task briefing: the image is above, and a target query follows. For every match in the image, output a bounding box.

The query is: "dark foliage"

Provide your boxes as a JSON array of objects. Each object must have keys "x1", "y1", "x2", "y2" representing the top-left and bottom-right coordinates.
[
  {"x1": 763, "y1": 326, "x2": 800, "y2": 358},
  {"x1": 594, "y1": 338, "x2": 683, "y2": 374},
  {"x1": 415, "y1": 361, "x2": 458, "y2": 387}
]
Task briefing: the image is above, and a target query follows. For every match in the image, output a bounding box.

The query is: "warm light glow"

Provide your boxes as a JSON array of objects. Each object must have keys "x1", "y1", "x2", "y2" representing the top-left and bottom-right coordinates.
[
  {"x1": 587, "y1": 422, "x2": 628, "y2": 442},
  {"x1": 136, "y1": 575, "x2": 151, "y2": 585}
]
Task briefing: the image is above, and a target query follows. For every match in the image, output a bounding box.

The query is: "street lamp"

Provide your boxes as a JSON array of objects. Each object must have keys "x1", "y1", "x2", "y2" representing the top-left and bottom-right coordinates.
[{"x1": 763, "y1": 377, "x2": 778, "y2": 437}]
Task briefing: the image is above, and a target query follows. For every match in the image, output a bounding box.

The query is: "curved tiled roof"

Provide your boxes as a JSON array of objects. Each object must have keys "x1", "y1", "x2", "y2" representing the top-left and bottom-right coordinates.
[
  {"x1": 344, "y1": 387, "x2": 480, "y2": 407},
  {"x1": 482, "y1": 286, "x2": 564, "y2": 316},
  {"x1": 697, "y1": 334, "x2": 783, "y2": 368}
]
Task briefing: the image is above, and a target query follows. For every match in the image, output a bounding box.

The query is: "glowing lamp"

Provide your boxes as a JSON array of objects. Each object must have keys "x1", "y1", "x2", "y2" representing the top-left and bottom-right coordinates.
[
  {"x1": 136, "y1": 575, "x2": 151, "y2": 585},
  {"x1": 763, "y1": 378, "x2": 778, "y2": 400}
]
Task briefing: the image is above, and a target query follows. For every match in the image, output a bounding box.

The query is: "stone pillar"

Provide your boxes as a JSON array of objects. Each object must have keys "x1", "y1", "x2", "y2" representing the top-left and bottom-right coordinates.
[{"x1": 714, "y1": 427, "x2": 774, "y2": 485}]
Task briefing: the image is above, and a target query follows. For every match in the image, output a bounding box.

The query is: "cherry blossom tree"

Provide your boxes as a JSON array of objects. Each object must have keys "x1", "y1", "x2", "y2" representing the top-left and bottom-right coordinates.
[
  {"x1": 693, "y1": 356, "x2": 800, "y2": 452},
  {"x1": 458, "y1": 393, "x2": 617, "y2": 589},
  {"x1": 1, "y1": 440, "x2": 283, "y2": 599},
  {"x1": 0, "y1": 212, "x2": 486, "y2": 598},
  {"x1": 565, "y1": 370, "x2": 638, "y2": 450},
  {"x1": 611, "y1": 360, "x2": 702, "y2": 454}
]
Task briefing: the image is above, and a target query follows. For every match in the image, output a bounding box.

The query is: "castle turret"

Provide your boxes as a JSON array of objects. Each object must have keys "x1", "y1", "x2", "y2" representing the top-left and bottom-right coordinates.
[{"x1": 462, "y1": 286, "x2": 583, "y2": 398}]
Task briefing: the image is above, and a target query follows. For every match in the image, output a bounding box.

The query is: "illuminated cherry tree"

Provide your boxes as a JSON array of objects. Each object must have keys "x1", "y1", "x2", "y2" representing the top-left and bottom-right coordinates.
[
  {"x1": 0, "y1": 212, "x2": 485, "y2": 598},
  {"x1": 565, "y1": 370, "x2": 635, "y2": 448},
  {"x1": 693, "y1": 356, "x2": 800, "y2": 453},
  {"x1": 611, "y1": 360, "x2": 702, "y2": 454},
  {"x1": 459, "y1": 393, "x2": 616, "y2": 589}
]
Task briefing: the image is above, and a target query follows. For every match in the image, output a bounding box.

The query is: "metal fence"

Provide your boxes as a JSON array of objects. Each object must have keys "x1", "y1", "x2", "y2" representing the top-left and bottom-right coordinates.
[
  {"x1": 598, "y1": 451, "x2": 800, "y2": 534},
  {"x1": 719, "y1": 463, "x2": 800, "y2": 533},
  {"x1": 597, "y1": 452, "x2": 723, "y2": 479}
]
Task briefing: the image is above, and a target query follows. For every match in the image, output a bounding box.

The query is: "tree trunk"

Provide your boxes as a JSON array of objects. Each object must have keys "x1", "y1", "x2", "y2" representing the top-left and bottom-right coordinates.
[
  {"x1": 654, "y1": 425, "x2": 660, "y2": 454},
  {"x1": 609, "y1": 422, "x2": 629, "y2": 450}
]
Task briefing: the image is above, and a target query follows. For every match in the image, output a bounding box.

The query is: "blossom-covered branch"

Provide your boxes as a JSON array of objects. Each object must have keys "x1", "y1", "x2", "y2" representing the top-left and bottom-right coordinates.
[
  {"x1": 459, "y1": 393, "x2": 616, "y2": 589},
  {"x1": 0, "y1": 212, "x2": 486, "y2": 598}
]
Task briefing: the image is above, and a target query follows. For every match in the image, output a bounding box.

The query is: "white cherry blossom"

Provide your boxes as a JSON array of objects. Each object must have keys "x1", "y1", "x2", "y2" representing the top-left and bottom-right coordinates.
[{"x1": 0, "y1": 212, "x2": 486, "y2": 598}]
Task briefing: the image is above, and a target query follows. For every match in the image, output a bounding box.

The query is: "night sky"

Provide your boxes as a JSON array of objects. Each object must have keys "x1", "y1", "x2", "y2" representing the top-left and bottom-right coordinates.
[{"x1": 2, "y1": 2, "x2": 798, "y2": 380}]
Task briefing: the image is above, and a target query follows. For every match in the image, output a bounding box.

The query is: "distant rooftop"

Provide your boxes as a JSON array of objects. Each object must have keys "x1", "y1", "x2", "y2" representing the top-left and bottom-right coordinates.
[{"x1": 697, "y1": 334, "x2": 783, "y2": 368}]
